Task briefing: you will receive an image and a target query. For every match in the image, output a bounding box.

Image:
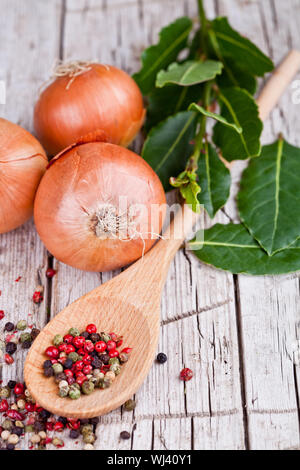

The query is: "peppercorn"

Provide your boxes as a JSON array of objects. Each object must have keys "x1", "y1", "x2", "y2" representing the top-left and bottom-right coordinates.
[
  {"x1": 53, "y1": 334, "x2": 64, "y2": 346},
  {"x1": 46, "y1": 268, "x2": 57, "y2": 278},
  {"x1": 82, "y1": 381, "x2": 94, "y2": 395},
  {"x1": 124, "y1": 399, "x2": 136, "y2": 411},
  {"x1": 91, "y1": 357, "x2": 102, "y2": 369},
  {"x1": 5, "y1": 342, "x2": 17, "y2": 355},
  {"x1": 69, "y1": 327, "x2": 80, "y2": 337},
  {"x1": 19, "y1": 332, "x2": 32, "y2": 343},
  {"x1": 39, "y1": 409, "x2": 51, "y2": 420},
  {"x1": 7, "y1": 380, "x2": 16, "y2": 389},
  {"x1": 22, "y1": 340, "x2": 32, "y2": 350},
  {"x1": 64, "y1": 358, "x2": 73, "y2": 370},
  {"x1": 52, "y1": 363, "x2": 64, "y2": 375},
  {"x1": 110, "y1": 363, "x2": 121, "y2": 375},
  {"x1": 70, "y1": 429, "x2": 80, "y2": 439},
  {"x1": 108, "y1": 357, "x2": 119, "y2": 366},
  {"x1": 69, "y1": 386, "x2": 81, "y2": 400},
  {"x1": 4, "y1": 322, "x2": 14, "y2": 332},
  {"x1": 98, "y1": 380, "x2": 109, "y2": 389},
  {"x1": 119, "y1": 352, "x2": 128, "y2": 363},
  {"x1": 54, "y1": 372, "x2": 67, "y2": 383},
  {"x1": 98, "y1": 353, "x2": 109, "y2": 364},
  {"x1": 44, "y1": 367, "x2": 54, "y2": 378},
  {"x1": 0, "y1": 387, "x2": 10, "y2": 398},
  {"x1": 6, "y1": 443, "x2": 15, "y2": 450},
  {"x1": 179, "y1": 368, "x2": 193, "y2": 382},
  {"x1": 16, "y1": 320, "x2": 27, "y2": 331},
  {"x1": 34, "y1": 421, "x2": 45, "y2": 433},
  {"x1": 83, "y1": 433, "x2": 96, "y2": 444},
  {"x1": 81, "y1": 331, "x2": 90, "y2": 339},
  {"x1": 81, "y1": 424, "x2": 93, "y2": 435},
  {"x1": 31, "y1": 328, "x2": 41, "y2": 340},
  {"x1": 104, "y1": 371, "x2": 116, "y2": 385},
  {"x1": 68, "y1": 351, "x2": 79, "y2": 363},
  {"x1": 2, "y1": 419, "x2": 13, "y2": 430},
  {"x1": 43, "y1": 360, "x2": 52, "y2": 369},
  {"x1": 30, "y1": 433, "x2": 41, "y2": 444},
  {"x1": 120, "y1": 431, "x2": 131, "y2": 440},
  {"x1": 12, "y1": 426, "x2": 23, "y2": 437},
  {"x1": 100, "y1": 332, "x2": 111, "y2": 342},
  {"x1": 89, "y1": 333, "x2": 101, "y2": 343},
  {"x1": 84, "y1": 444, "x2": 94, "y2": 450},
  {"x1": 52, "y1": 437, "x2": 64, "y2": 448},
  {"x1": 157, "y1": 353, "x2": 167, "y2": 364},
  {"x1": 25, "y1": 425, "x2": 34, "y2": 433}
]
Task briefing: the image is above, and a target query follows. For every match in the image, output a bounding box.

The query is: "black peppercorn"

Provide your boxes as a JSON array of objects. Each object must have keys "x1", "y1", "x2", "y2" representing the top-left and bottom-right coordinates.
[
  {"x1": 44, "y1": 367, "x2": 54, "y2": 378},
  {"x1": 64, "y1": 358, "x2": 73, "y2": 370},
  {"x1": 70, "y1": 429, "x2": 80, "y2": 439},
  {"x1": 7, "y1": 380, "x2": 17, "y2": 389},
  {"x1": 58, "y1": 416, "x2": 68, "y2": 425},
  {"x1": 31, "y1": 328, "x2": 41, "y2": 340},
  {"x1": 22, "y1": 340, "x2": 32, "y2": 350},
  {"x1": 89, "y1": 333, "x2": 101, "y2": 343},
  {"x1": 99, "y1": 353, "x2": 109, "y2": 364},
  {"x1": 39, "y1": 409, "x2": 51, "y2": 420},
  {"x1": 5, "y1": 342, "x2": 17, "y2": 355},
  {"x1": 120, "y1": 431, "x2": 131, "y2": 440},
  {"x1": 81, "y1": 331, "x2": 90, "y2": 339},
  {"x1": 43, "y1": 360, "x2": 52, "y2": 369},
  {"x1": 91, "y1": 358, "x2": 102, "y2": 369},
  {"x1": 34, "y1": 421, "x2": 45, "y2": 432},
  {"x1": 89, "y1": 417, "x2": 99, "y2": 425},
  {"x1": 12, "y1": 426, "x2": 23, "y2": 436},
  {"x1": 6, "y1": 444, "x2": 15, "y2": 450},
  {"x1": 156, "y1": 353, "x2": 167, "y2": 364},
  {"x1": 4, "y1": 322, "x2": 14, "y2": 332}
]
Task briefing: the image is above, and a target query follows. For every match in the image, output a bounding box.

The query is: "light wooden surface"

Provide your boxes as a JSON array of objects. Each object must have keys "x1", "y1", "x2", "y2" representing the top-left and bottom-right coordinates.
[{"x1": 0, "y1": 0, "x2": 300, "y2": 450}]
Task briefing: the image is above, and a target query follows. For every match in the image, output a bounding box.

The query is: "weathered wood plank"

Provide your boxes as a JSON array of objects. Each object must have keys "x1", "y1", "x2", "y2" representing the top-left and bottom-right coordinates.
[
  {"x1": 0, "y1": 0, "x2": 63, "y2": 450},
  {"x1": 217, "y1": 0, "x2": 300, "y2": 450}
]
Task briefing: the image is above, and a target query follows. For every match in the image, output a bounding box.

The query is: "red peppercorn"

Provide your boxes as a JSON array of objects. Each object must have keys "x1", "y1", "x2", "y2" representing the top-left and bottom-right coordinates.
[
  {"x1": 77, "y1": 348, "x2": 85, "y2": 356},
  {"x1": 46, "y1": 268, "x2": 57, "y2": 279},
  {"x1": 58, "y1": 343, "x2": 68, "y2": 352},
  {"x1": 14, "y1": 383, "x2": 24, "y2": 395},
  {"x1": 58, "y1": 356, "x2": 67, "y2": 365},
  {"x1": 51, "y1": 359, "x2": 58, "y2": 364},
  {"x1": 109, "y1": 349, "x2": 119, "y2": 358},
  {"x1": 82, "y1": 354, "x2": 92, "y2": 365},
  {"x1": 84, "y1": 340, "x2": 94, "y2": 353},
  {"x1": 34, "y1": 404, "x2": 43, "y2": 412},
  {"x1": 116, "y1": 339, "x2": 123, "y2": 348},
  {"x1": 54, "y1": 421, "x2": 64, "y2": 432},
  {"x1": 33, "y1": 291, "x2": 43, "y2": 304},
  {"x1": 45, "y1": 346, "x2": 59, "y2": 359},
  {"x1": 95, "y1": 341, "x2": 107, "y2": 353},
  {"x1": 6, "y1": 409, "x2": 25, "y2": 421},
  {"x1": 76, "y1": 375, "x2": 88, "y2": 386},
  {"x1": 63, "y1": 334, "x2": 73, "y2": 344},
  {"x1": 0, "y1": 310, "x2": 4, "y2": 320},
  {"x1": 83, "y1": 365, "x2": 92, "y2": 375},
  {"x1": 25, "y1": 403, "x2": 35, "y2": 412},
  {"x1": 46, "y1": 422, "x2": 54, "y2": 431},
  {"x1": 0, "y1": 399, "x2": 9, "y2": 412},
  {"x1": 180, "y1": 368, "x2": 193, "y2": 381},
  {"x1": 67, "y1": 377, "x2": 75, "y2": 386},
  {"x1": 64, "y1": 369, "x2": 73, "y2": 378},
  {"x1": 74, "y1": 360, "x2": 84, "y2": 371},
  {"x1": 86, "y1": 324, "x2": 97, "y2": 334},
  {"x1": 106, "y1": 340, "x2": 116, "y2": 351},
  {"x1": 65, "y1": 344, "x2": 75, "y2": 354},
  {"x1": 67, "y1": 419, "x2": 80, "y2": 430},
  {"x1": 110, "y1": 332, "x2": 118, "y2": 341},
  {"x1": 121, "y1": 347, "x2": 132, "y2": 354},
  {"x1": 4, "y1": 354, "x2": 14, "y2": 364},
  {"x1": 73, "y1": 336, "x2": 85, "y2": 349},
  {"x1": 45, "y1": 437, "x2": 53, "y2": 445}
]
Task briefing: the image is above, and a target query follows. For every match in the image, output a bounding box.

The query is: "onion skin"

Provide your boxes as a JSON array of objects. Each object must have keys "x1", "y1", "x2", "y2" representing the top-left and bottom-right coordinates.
[
  {"x1": 34, "y1": 142, "x2": 166, "y2": 272},
  {"x1": 0, "y1": 118, "x2": 47, "y2": 234},
  {"x1": 34, "y1": 64, "x2": 146, "y2": 155}
]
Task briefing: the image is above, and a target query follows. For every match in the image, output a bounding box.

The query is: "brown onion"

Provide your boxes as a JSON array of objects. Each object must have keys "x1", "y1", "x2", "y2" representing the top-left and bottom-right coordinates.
[
  {"x1": 34, "y1": 142, "x2": 166, "y2": 272},
  {"x1": 34, "y1": 62, "x2": 146, "y2": 155},
  {"x1": 0, "y1": 118, "x2": 47, "y2": 234}
]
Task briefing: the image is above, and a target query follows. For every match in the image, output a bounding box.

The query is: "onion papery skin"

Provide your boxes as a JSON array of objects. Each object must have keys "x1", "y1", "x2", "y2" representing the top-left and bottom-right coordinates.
[
  {"x1": 34, "y1": 142, "x2": 166, "y2": 272},
  {"x1": 34, "y1": 64, "x2": 146, "y2": 156},
  {"x1": 0, "y1": 118, "x2": 47, "y2": 234}
]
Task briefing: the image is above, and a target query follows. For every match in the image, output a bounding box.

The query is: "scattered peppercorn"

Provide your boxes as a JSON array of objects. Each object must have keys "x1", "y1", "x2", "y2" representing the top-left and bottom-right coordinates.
[
  {"x1": 46, "y1": 268, "x2": 57, "y2": 279},
  {"x1": 32, "y1": 291, "x2": 43, "y2": 304},
  {"x1": 123, "y1": 399, "x2": 136, "y2": 411},
  {"x1": 16, "y1": 320, "x2": 27, "y2": 331},
  {"x1": 4, "y1": 322, "x2": 14, "y2": 332},
  {"x1": 120, "y1": 431, "x2": 131, "y2": 440},
  {"x1": 6, "y1": 342, "x2": 17, "y2": 355},
  {"x1": 157, "y1": 353, "x2": 167, "y2": 364},
  {"x1": 180, "y1": 368, "x2": 193, "y2": 382},
  {"x1": 0, "y1": 310, "x2": 4, "y2": 320}
]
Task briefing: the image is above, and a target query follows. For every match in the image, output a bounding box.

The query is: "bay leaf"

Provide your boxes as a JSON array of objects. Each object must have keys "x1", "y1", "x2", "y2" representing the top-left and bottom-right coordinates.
[
  {"x1": 141, "y1": 111, "x2": 197, "y2": 190},
  {"x1": 216, "y1": 58, "x2": 257, "y2": 95},
  {"x1": 238, "y1": 139, "x2": 300, "y2": 255},
  {"x1": 156, "y1": 60, "x2": 223, "y2": 87},
  {"x1": 213, "y1": 87, "x2": 262, "y2": 161},
  {"x1": 197, "y1": 142, "x2": 231, "y2": 218},
  {"x1": 133, "y1": 17, "x2": 192, "y2": 95},
  {"x1": 189, "y1": 223, "x2": 300, "y2": 275}
]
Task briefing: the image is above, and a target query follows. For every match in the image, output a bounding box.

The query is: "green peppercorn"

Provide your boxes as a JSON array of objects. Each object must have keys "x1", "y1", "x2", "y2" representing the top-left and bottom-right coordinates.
[
  {"x1": 124, "y1": 399, "x2": 136, "y2": 411},
  {"x1": 83, "y1": 433, "x2": 96, "y2": 444},
  {"x1": 108, "y1": 357, "x2": 120, "y2": 366},
  {"x1": 104, "y1": 371, "x2": 116, "y2": 384},
  {"x1": 119, "y1": 352, "x2": 128, "y2": 363},
  {"x1": 58, "y1": 388, "x2": 69, "y2": 398},
  {"x1": 69, "y1": 386, "x2": 81, "y2": 400},
  {"x1": 19, "y1": 332, "x2": 32, "y2": 343},
  {"x1": 25, "y1": 425, "x2": 34, "y2": 433},
  {"x1": 82, "y1": 381, "x2": 95, "y2": 395},
  {"x1": 0, "y1": 387, "x2": 11, "y2": 398},
  {"x1": 52, "y1": 334, "x2": 64, "y2": 346},
  {"x1": 100, "y1": 332, "x2": 111, "y2": 343},
  {"x1": 68, "y1": 327, "x2": 80, "y2": 337},
  {"x1": 16, "y1": 320, "x2": 27, "y2": 331},
  {"x1": 110, "y1": 363, "x2": 121, "y2": 375},
  {"x1": 2, "y1": 419, "x2": 13, "y2": 430},
  {"x1": 81, "y1": 424, "x2": 93, "y2": 435},
  {"x1": 52, "y1": 363, "x2": 64, "y2": 375},
  {"x1": 98, "y1": 380, "x2": 110, "y2": 389},
  {"x1": 68, "y1": 352, "x2": 79, "y2": 363},
  {"x1": 0, "y1": 339, "x2": 5, "y2": 351}
]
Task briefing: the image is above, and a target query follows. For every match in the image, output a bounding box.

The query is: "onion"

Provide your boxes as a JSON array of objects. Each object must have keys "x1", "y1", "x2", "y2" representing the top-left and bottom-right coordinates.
[
  {"x1": 34, "y1": 62, "x2": 146, "y2": 155},
  {"x1": 34, "y1": 142, "x2": 166, "y2": 272},
  {"x1": 0, "y1": 118, "x2": 47, "y2": 234}
]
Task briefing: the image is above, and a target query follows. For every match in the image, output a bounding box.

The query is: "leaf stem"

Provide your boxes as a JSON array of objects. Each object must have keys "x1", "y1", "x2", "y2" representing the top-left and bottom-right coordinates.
[{"x1": 198, "y1": 0, "x2": 208, "y2": 54}]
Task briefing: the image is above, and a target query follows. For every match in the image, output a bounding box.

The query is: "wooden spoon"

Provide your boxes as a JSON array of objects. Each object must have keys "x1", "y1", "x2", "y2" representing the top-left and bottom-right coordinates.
[
  {"x1": 25, "y1": 205, "x2": 197, "y2": 418},
  {"x1": 24, "y1": 50, "x2": 300, "y2": 418}
]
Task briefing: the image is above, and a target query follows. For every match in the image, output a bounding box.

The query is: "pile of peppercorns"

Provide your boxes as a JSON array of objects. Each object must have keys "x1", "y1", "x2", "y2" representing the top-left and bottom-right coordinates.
[
  {"x1": 0, "y1": 381, "x2": 100, "y2": 450},
  {"x1": 0, "y1": 320, "x2": 40, "y2": 366},
  {"x1": 43, "y1": 324, "x2": 132, "y2": 399}
]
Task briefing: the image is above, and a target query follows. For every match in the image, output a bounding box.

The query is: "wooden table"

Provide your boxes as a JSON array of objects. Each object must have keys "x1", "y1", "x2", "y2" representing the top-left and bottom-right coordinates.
[{"x1": 0, "y1": 0, "x2": 300, "y2": 451}]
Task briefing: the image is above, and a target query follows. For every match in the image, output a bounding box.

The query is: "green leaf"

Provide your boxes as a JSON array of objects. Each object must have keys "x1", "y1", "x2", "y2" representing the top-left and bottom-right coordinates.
[
  {"x1": 213, "y1": 87, "x2": 262, "y2": 161},
  {"x1": 145, "y1": 84, "x2": 203, "y2": 131},
  {"x1": 237, "y1": 138, "x2": 300, "y2": 256},
  {"x1": 208, "y1": 17, "x2": 274, "y2": 77},
  {"x1": 197, "y1": 142, "x2": 231, "y2": 218},
  {"x1": 133, "y1": 17, "x2": 193, "y2": 95},
  {"x1": 156, "y1": 60, "x2": 223, "y2": 87},
  {"x1": 216, "y1": 58, "x2": 257, "y2": 95},
  {"x1": 142, "y1": 111, "x2": 197, "y2": 190},
  {"x1": 170, "y1": 171, "x2": 201, "y2": 213},
  {"x1": 189, "y1": 223, "x2": 300, "y2": 275},
  {"x1": 189, "y1": 102, "x2": 242, "y2": 133}
]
